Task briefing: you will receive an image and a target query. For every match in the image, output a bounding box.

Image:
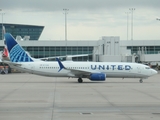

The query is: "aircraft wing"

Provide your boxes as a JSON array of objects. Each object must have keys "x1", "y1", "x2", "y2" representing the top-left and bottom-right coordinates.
[
  {"x1": 56, "y1": 58, "x2": 100, "y2": 77},
  {"x1": 40, "y1": 54, "x2": 91, "y2": 61},
  {"x1": 67, "y1": 68, "x2": 101, "y2": 77}
]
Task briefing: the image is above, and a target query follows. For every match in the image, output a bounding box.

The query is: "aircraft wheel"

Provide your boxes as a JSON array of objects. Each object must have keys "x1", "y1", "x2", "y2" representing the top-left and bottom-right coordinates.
[
  {"x1": 78, "y1": 78, "x2": 83, "y2": 83},
  {"x1": 139, "y1": 79, "x2": 143, "y2": 83}
]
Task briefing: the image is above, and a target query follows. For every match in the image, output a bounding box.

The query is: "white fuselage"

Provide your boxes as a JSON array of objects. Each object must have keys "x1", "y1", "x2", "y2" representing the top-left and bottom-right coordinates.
[{"x1": 9, "y1": 61, "x2": 157, "y2": 79}]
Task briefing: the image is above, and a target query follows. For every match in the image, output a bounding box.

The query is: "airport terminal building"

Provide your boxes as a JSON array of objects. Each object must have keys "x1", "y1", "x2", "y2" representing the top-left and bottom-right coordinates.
[
  {"x1": 1, "y1": 23, "x2": 160, "y2": 66},
  {"x1": 0, "y1": 23, "x2": 44, "y2": 40}
]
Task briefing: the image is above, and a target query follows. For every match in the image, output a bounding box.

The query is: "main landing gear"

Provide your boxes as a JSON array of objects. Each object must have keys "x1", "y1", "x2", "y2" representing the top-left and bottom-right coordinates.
[
  {"x1": 78, "y1": 78, "x2": 83, "y2": 83},
  {"x1": 139, "y1": 79, "x2": 143, "y2": 83}
]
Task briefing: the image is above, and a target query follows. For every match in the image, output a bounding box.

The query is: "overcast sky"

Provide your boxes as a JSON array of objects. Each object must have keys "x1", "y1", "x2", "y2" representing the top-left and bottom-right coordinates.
[{"x1": 1, "y1": 0, "x2": 160, "y2": 40}]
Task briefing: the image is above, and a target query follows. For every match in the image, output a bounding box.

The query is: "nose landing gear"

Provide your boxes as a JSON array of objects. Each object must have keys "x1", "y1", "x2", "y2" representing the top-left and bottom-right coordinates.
[{"x1": 139, "y1": 79, "x2": 143, "y2": 83}]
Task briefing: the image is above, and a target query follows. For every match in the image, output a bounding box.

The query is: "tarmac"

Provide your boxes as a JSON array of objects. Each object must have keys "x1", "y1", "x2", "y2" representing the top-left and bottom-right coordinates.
[{"x1": 0, "y1": 73, "x2": 160, "y2": 120}]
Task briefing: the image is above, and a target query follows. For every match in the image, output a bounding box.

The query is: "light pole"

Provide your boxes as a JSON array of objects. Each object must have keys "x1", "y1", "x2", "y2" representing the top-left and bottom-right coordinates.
[
  {"x1": 157, "y1": 18, "x2": 160, "y2": 42},
  {"x1": 125, "y1": 12, "x2": 130, "y2": 40},
  {"x1": 0, "y1": 9, "x2": 5, "y2": 40},
  {"x1": 63, "y1": 8, "x2": 69, "y2": 55},
  {"x1": 63, "y1": 9, "x2": 69, "y2": 41},
  {"x1": 129, "y1": 8, "x2": 135, "y2": 40}
]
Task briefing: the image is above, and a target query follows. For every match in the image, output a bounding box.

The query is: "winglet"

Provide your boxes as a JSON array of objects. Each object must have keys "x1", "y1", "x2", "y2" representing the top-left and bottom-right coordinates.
[{"x1": 56, "y1": 58, "x2": 65, "y2": 72}]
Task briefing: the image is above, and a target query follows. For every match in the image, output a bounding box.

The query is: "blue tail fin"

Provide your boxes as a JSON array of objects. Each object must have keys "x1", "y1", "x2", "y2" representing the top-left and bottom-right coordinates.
[{"x1": 4, "y1": 33, "x2": 33, "y2": 62}]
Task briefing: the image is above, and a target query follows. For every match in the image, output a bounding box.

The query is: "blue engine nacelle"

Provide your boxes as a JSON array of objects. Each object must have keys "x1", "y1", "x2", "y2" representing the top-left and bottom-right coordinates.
[{"x1": 89, "y1": 73, "x2": 106, "y2": 81}]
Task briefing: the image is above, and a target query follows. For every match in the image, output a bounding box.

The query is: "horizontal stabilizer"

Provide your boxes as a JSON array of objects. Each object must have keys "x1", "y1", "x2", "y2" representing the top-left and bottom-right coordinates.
[{"x1": 2, "y1": 60, "x2": 22, "y2": 66}]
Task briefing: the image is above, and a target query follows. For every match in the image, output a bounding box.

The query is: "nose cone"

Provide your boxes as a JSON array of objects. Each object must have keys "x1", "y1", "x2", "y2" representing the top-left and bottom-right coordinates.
[{"x1": 151, "y1": 69, "x2": 158, "y2": 76}]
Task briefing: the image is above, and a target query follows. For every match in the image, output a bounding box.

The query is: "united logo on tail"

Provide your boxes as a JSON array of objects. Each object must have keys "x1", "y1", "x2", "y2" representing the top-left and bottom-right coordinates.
[{"x1": 4, "y1": 33, "x2": 33, "y2": 62}]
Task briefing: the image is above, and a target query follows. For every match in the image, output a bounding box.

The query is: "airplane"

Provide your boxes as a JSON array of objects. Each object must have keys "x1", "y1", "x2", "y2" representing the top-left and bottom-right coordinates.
[{"x1": 2, "y1": 33, "x2": 157, "y2": 83}]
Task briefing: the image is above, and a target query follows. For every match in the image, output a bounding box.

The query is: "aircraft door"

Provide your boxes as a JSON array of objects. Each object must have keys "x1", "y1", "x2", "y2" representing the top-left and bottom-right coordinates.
[
  {"x1": 29, "y1": 64, "x2": 35, "y2": 74},
  {"x1": 137, "y1": 67, "x2": 141, "y2": 73}
]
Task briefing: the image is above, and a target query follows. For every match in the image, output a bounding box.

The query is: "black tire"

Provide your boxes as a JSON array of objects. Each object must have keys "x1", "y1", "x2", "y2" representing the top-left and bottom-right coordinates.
[
  {"x1": 78, "y1": 78, "x2": 83, "y2": 83},
  {"x1": 139, "y1": 79, "x2": 143, "y2": 83}
]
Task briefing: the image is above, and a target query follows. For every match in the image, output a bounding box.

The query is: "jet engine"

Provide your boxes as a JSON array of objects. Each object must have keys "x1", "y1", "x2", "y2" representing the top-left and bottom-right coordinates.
[{"x1": 89, "y1": 73, "x2": 106, "y2": 81}]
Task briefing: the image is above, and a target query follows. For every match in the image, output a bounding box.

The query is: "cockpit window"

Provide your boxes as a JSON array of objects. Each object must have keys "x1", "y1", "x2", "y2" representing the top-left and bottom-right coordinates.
[{"x1": 145, "y1": 67, "x2": 150, "y2": 69}]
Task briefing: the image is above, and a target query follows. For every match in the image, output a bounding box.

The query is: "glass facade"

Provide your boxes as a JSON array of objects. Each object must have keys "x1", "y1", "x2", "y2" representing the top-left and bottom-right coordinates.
[
  {"x1": 127, "y1": 46, "x2": 160, "y2": 54},
  {"x1": 0, "y1": 46, "x2": 3, "y2": 51},
  {"x1": 23, "y1": 46, "x2": 93, "y2": 61},
  {"x1": 0, "y1": 23, "x2": 44, "y2": 40}
]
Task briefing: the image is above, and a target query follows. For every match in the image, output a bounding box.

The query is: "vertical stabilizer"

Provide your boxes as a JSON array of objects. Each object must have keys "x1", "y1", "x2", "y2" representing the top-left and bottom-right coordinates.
[{"x1": 4, "y1": 33, "x2": 33, "y2": 62}]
